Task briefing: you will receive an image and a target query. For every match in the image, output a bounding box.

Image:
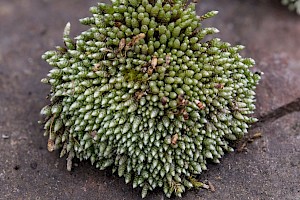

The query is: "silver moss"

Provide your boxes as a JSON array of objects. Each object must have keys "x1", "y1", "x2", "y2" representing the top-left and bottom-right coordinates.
[
  {"x1": 282, "y1": 0, "x2": 300, "y2": 14},
  {"x1": 40, "y1": 0, "x2": 261, "y2": 198}
]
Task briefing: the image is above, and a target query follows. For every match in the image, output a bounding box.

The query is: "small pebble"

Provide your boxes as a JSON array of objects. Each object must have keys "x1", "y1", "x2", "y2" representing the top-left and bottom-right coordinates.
[{"x1": 2, "y1": 134, "x2": 10, "y2": 139}]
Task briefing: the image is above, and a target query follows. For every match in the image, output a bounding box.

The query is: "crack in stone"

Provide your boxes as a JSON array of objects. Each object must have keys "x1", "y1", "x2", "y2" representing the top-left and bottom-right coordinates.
[{"x1": 252, "y1": 97, "x2": 300, "y2": 129}]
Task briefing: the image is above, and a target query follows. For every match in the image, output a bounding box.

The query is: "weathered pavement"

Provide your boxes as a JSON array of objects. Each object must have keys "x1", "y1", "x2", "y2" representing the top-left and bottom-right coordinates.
[{"x1": 0, "y1": 0, "x2": 299, "y2": 199}]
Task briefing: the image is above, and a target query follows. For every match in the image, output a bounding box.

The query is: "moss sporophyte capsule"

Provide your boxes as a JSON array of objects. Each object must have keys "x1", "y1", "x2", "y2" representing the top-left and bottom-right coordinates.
[{"x1": 41, "y1": 0, "x2": 261, "y2": 198}]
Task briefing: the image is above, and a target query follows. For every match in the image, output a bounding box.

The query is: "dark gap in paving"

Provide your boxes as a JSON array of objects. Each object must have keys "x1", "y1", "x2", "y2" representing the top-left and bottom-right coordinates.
[{"x1": 252, "y1": 97, "x2": 300, "y2": 129}]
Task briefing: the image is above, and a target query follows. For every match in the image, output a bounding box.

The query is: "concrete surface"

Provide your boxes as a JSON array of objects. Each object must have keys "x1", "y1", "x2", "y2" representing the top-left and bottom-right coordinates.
[{"x1": 0, "y1": 0, "x2": 299, "y2": 199}]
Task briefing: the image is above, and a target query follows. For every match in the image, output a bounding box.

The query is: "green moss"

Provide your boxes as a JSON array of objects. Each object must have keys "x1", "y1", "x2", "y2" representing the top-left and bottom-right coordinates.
[{"x1": 41, "y1": 0, "x2": 261, "y2": 198}]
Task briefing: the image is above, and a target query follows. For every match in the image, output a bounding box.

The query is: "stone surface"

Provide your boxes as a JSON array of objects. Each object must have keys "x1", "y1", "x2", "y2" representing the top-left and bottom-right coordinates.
[
  {"x1": 193, "y1": 111, "x2": 300, "y2": 200},
  {"x1": 0, "y1": 0, "x2": 300, "y2": 199}
]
